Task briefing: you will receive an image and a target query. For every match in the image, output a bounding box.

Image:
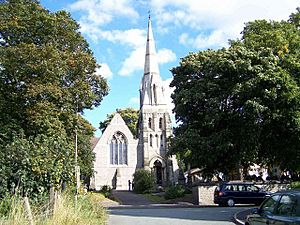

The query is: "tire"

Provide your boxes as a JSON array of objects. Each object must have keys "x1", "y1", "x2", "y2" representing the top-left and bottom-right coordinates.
[{"x1": 227, "y1": 198, "x2": 235, "y2": 207}]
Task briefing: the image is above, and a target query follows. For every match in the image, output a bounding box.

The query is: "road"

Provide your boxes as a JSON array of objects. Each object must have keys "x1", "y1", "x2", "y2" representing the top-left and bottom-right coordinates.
[{"x1": 108, "y1": 206, "x2": 248, "y2": 225}]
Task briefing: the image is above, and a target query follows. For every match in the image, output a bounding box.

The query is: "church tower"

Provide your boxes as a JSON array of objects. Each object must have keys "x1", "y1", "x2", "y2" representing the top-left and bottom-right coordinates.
[{"x1": 137, "y1": 16, "x2": 176, "y2": 186}]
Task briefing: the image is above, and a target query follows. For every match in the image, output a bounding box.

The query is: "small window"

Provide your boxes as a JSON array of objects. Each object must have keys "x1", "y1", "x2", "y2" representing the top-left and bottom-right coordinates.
[
  {"x1": 159, "y1": 118, "x2": 163, "y2": 129},
  {"x1": 148, "y1": 118, "x2": 152, "y2": 129},
  {"x1": 150, "y1": 134, "x2": 153, "y2": 147}
]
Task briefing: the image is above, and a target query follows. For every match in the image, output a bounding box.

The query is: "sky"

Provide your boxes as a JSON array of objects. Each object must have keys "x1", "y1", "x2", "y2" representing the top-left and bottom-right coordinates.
[{"x1": 40, "y1": 0, "x2": 299, "y2": 137}]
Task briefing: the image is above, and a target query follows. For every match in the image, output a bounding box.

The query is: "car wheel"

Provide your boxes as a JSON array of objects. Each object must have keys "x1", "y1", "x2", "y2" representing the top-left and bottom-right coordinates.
[{"x1": 227, "y1": 198, "x2": 235, "y2": 207}]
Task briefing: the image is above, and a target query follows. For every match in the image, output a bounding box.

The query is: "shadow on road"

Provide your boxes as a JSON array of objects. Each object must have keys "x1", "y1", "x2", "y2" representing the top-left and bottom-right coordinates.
[{"x1": 109, "y1": 207, "x2": 248, "y2": 223}]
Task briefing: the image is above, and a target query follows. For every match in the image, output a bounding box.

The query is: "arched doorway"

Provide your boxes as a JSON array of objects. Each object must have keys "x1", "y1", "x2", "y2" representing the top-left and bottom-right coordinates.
[{"x1": 154, "y1": 160, "x2": 163, "y2": 185}]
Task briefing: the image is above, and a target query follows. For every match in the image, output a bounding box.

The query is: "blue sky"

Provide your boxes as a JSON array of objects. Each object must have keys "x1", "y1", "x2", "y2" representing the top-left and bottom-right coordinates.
[{"x1": 40, "y1": 0, "x2": 299, "y2": 137}]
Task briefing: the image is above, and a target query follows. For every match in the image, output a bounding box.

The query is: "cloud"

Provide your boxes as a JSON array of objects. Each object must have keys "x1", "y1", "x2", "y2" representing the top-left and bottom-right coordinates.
[
  {"x1": 118, "y1": 47, "x2": 177, "y2": 76},
  {"x1": 95, "y1": 63, "x2": 113, "y2": 79},
  {"x1": 129, "y1": 97, "x2": 139, "y2": 105},
  {"x1": 157, "y1": 48, "x2": 176, "y2": 64},
  {"x1": 151, "y1": 0, "x2": 299, "y2": 49},
  {"x1": 69, "y1": 0, "x2": 138, "y2": 27},
  {"x1": 179, "y1": 29, "x2": 232, "y2": 49},
  {"x1": 118, "y1": 47, "x2": 145, "y2": 76}
]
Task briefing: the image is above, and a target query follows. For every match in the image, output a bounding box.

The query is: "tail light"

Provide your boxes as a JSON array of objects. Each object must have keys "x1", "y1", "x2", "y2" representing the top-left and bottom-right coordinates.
[{"x1": 218, "y1": 192, "x2": 224, "y2": 196}]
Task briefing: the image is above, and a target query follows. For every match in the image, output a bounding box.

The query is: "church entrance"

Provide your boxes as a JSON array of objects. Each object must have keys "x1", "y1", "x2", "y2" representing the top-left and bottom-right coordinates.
[{"x1": 154, "y1": 160, "x2": 163, "y2": 185}]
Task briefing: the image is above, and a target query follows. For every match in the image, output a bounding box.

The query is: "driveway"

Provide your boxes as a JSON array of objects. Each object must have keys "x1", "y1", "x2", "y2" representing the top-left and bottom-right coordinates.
[{"x1": 108, "y1": 207, "x2": 246, "y2": 225}]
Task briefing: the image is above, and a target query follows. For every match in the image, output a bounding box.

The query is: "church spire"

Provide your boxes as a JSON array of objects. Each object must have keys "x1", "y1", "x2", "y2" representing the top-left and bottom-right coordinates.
[{"x1": 140, "y1": 16, "x2": 166, "y2": 107}]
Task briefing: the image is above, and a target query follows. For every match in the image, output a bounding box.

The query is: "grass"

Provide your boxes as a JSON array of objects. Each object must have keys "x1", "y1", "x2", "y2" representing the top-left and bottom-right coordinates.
[
  {"x1": 143, "y1": 193, "x2": 194, "y2": 204},
  {"x1": 0, "y1": 192, "x2": 108, "y2": 225}
]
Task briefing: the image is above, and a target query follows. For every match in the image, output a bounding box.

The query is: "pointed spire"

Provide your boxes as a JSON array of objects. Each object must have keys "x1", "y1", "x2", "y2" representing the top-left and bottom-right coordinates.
[
  {"x1": 140, "y1": 16, "x2": 167, "y2": 107},
  {"x1": 144, "y1": 16, "x2": 159, "y2": 76}
]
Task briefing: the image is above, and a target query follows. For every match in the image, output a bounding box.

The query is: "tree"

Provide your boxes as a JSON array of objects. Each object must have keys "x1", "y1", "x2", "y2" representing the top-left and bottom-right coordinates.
[
  {"x1": 170, "y1": 35, "x2": 300, "y2": 177},
  {"x1": 0, "y1": 0, "x2": 109, "y2": 196},
  {"x1": 99, "y1": 108, "x2": 139, "y2": 137},
  {"x1": 170, "y1": 9, "x2": 300, "y2": 177}
]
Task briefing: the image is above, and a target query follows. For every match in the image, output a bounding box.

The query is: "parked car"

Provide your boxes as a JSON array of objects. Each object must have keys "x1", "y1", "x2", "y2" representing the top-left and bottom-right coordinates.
[
  {"x1": 245, "y1": 190, "x2": 300, "y2": 225},
  {"x1": 214, "y1": 181, "x2": 270, "y2": 207}
]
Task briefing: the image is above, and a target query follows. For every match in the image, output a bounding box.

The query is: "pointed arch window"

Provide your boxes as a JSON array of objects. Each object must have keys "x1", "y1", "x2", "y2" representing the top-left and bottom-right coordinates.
[
  {"x1": 150, "y1": 134, "x2": 153, "y2": 147},
  {"x1": 159, "y1": 117, "x2": 163, "y2": 129},
  {"x1": 148, "y1": 118, "x2": 152, "y2": 129},
  {"x1": 110, "y1": 132, "x2": 127, "y2": 165},
  {"x1": 153, "y1": 84, "x2": 157, "y2": 104}
]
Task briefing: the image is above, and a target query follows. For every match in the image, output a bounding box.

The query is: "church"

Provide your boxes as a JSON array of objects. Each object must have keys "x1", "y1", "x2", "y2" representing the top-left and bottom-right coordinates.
[{"x1": 90, "y1": 17, "x2": 179, "y2": 190}]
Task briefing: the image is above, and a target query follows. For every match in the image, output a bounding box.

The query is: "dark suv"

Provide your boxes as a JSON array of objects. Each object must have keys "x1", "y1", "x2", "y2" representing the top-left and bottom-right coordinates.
[{"x1": 214, "y1": 181, "x2": 270, "y2": 207}]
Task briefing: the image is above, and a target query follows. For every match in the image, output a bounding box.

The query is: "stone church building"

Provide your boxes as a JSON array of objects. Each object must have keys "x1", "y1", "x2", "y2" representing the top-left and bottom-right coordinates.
[{"x1": 90, "y1": 18, "x2": 179, "y2": 190}]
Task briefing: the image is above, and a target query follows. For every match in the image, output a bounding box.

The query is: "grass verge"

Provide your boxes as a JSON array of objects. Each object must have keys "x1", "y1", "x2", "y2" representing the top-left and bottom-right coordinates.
[{"x1": 0, "y1": 192, "x2": 107, "y2": 225}]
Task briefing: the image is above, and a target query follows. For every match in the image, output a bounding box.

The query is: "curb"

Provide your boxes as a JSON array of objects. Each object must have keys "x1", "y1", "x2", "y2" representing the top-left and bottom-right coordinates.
[
  {"x1": 107, "y1": 203, "x2": 219, "y2": 209},
  {"x1": 233, "y1": 210, "x2": 245, "y2": 225},
  {"x1": 233, "y1": 208, "x2": 253, "y2": 225}
]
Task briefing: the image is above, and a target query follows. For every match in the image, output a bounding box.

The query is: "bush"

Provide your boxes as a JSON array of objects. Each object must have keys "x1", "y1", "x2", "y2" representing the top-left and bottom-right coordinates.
[
  {"x1": 133, "y1": 169, "x2": 155, "y2": 194},
  {"x1": 164, "y1": 185, "x2": 185, "y2": 200},
  {"x1": 291, "y1": 181, "x2": 300, "y2": 189},
  {"x1": 100, "y1": 185, "x2": 112, "y2": 198}
]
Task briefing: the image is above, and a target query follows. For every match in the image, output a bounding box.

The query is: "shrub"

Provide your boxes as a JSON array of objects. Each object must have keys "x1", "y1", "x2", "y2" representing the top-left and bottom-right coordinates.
[
  {"x1": 164, "y1": 185, "x2": 185, "y2": 200},
  {"x1": 291, "y1": 181, "x2": 300, "y2": 189},
  {"x1": 133, "y1": 169, "x2": 155, "y2": 194},
  {"x1": 100, "y1": 185, "x2": 112, "y2": 198}
]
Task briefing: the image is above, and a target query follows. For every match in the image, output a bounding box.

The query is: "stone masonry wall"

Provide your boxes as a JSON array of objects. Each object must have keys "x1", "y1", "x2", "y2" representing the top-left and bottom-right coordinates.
[{"x1": 192, "y1": 183, "x2": 291, "y2": 205}]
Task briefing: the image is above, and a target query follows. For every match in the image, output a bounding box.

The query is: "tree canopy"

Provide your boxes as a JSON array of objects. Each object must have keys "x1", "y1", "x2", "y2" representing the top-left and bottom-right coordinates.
[
  {"x1": 170, "y1": 8, "x2": 300, "y2": 177},
  {"x1": 99, "y1": 108, "x2": 139, "y2": 137},
  {"x1": 0, "y1": 0, "x2": 109, "y2": 196}
]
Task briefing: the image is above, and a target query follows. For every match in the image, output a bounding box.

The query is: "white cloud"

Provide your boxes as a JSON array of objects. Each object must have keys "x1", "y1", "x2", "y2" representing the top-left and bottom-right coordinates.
[
  {"x1": 151, "y1": 0, "x2": 299, "y2": 49},
  {"x1": 69, "y1": 0, "x2": 138, "y2": 26},
  {"x1": 118, "y1": 47, "x2": 177, "y2": 76},
  {"x1": 129, "y1": 97, "x2": 139, "y2": 105},
  {"x1": 179, "y1": 30, "x2": 231, "y2": 49},
  {"x1": 95, "y1": 63, "x2": 113, "y2": 79},
  {"x1": 157, "y1": 49, "x2": 176, "y2": 64},
  {"x1": 119, "y1": 47, "x2": 145, "y2": 76}
]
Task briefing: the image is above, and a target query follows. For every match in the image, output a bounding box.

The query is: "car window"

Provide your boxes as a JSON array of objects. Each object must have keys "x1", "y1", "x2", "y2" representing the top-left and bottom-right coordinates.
[
  {"x1": 261, "y1": 195, "x2": 280, "y2": 214},
  {"x1": 238, "y1": 185, "x2": 246, "y2": 191},
  {"x1": 224, "y1": 185, "x2": 238, "y2": 191},
  {"x1": 247, "y1": 185, "x2": 260, "y2": 192},
  {"x1": 276, "y1": 195, "x2": 299, "y2": 217}
]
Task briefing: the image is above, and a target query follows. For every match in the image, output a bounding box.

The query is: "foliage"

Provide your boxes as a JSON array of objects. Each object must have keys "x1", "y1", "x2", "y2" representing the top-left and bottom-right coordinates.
[
  {"x1": 99, "y1": 108, "x2": 139, "y2": 137},
  {"x1": 99, "y1": 185, "x2": 112, "y2": 198},
  {"x1": 133, "y1": 169, "x2": 155, "y2": 194},
  {"x1": 0, "y1": 0, "x2": 108, "y2": 197},
  {"x1": 170, "y1": 9, "x2": 300, "y2": 176},
  {"x1": 291, "y1": 181, "x2": 300, "y2": 189},
  {"x1": 0, "y1": 193, "x2": 107, "y2": 225},
  {"x1": 164, "y1": 185, "x2": 185, "y2": 200}
]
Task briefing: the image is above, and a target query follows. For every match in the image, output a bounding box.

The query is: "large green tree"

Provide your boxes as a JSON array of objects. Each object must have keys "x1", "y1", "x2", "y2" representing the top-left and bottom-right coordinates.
[
  {"x1": 0, "y1": 0, "x2": 109, "y2": 196},
  {"x1": 99, "y1": 108, "x2": 139, "y2": 137},
  {"x1": 170, "y1": 9, "x2": 300, "y2": 177}
]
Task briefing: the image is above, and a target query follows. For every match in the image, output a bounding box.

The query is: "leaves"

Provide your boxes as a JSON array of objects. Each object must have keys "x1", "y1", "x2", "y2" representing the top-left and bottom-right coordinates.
[
  {"x1": 170, "y1": 9, "x2": 300, "y2": 176},
  {"x1": 99, "y1": 108, "x2": 139, "y2": 137},
  {"x1": 0, "y1": 0, "x2": 109, "y2": 196}
]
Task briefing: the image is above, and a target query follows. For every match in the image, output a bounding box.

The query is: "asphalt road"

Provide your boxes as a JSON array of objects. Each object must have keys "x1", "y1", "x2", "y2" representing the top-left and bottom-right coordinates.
[{"x1": 108, "y1": 206, "x2": 249, "y2": 225}]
